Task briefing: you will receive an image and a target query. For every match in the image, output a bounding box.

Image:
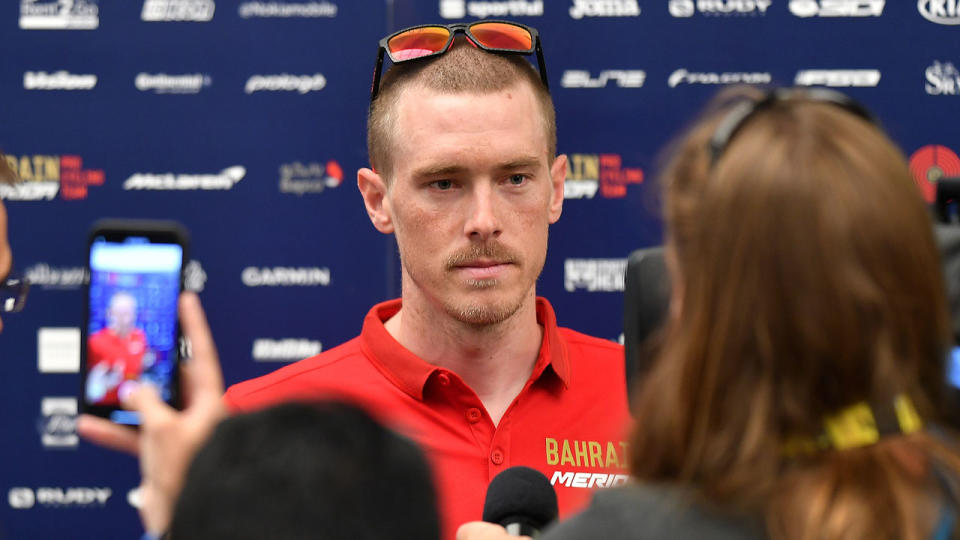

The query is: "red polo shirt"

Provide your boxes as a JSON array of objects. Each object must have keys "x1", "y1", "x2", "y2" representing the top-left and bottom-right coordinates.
[{"x1": 224, "y1": 298, "x2": 630, "y2": 540}]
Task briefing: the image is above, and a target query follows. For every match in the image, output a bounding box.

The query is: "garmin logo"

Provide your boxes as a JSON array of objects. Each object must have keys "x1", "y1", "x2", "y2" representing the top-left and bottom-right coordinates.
[
  {"x1": 569, "y1": 0, "x2": 640, "y2": 18},
  {"x1": 9, "y1": 487, "x2": 111, "y2": 509},
  {"x1": 24, "y1": 71, "x2": 97, "y2": 90},
  {"x1": 439, "y1": 0, "x2": 543, "y2": 18},
  {"x1": 788, "y1": 0, "x2": 884, "y2": 17},
  {"x1": 252, "y1": 339, "x2": 323, "y2": 361},
  {"x1": 245, "y1": 74, "x2": 326, "y2": 94},
  {"x1": 564, "y1": 258, "x2": 627, "y2": 292},
  {"x1": 795, "y1": 69, "x2": 881, "y2": 87},
  {"x1": 142, "y1": 0, "x2": 215, "y2": 21},
  {"x1": 668, "y1": 69, "x2": 771, "y2": 88},
  {"x1": 919, "y1": 0, "x2": 960, "y2": 24},
  {"x1": 135, "y1": 73, "x2": 211, "y2": 94},
  {"x1": 561, "y1": 70, "x2": 646, "y2": 88},
  {"x1": 926, "y1": 61, "x2": 960, "y2": 96},
  {"x1": 242, "y1": 267, "x2": 330, "y2": 287},
  {"x1": 123, "y1": 166, "x2": 246, "y2": 190}
]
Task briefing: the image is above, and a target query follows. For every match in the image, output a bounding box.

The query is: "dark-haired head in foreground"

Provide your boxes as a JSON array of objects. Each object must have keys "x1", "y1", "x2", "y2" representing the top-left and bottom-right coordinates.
[{"x1": 170, "y1": 401, "x2": 440, "y2": 540}]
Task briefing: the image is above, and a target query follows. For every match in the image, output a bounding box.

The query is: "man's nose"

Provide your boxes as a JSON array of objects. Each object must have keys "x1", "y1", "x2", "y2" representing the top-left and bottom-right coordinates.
[{"x1": 464, "y1": 184, "x2": 502, "y2": 241}]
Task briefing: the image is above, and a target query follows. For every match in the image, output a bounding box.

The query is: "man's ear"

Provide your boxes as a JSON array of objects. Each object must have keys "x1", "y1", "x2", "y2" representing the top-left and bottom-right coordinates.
[
  {"x1": 547, "y1": 154, "x2": 567, "y2": 224},
  {"x1": 357, "y1": 167, "x2": 394, "y2": 234}
]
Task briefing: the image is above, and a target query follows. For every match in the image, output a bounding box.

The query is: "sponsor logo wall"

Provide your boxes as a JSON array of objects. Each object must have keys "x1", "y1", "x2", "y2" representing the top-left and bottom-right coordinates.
[{"x1": 2, "y1": 1, "x2": 956, "y2": 537}]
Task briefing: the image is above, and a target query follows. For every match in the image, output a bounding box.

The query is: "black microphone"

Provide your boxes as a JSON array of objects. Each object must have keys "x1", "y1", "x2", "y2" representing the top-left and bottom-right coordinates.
[{"x1": 482, "y1": 466, "x2": 558, "y2": 537}]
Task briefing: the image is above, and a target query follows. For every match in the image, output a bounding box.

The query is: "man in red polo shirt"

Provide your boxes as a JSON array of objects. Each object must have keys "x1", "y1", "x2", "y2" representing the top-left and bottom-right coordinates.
[
  {"x1": 224, "y1": 28, "x2": 629, "y2": 539},
  {"x1": 87, "y1": 291, "x2": 148, "y2": 406}
]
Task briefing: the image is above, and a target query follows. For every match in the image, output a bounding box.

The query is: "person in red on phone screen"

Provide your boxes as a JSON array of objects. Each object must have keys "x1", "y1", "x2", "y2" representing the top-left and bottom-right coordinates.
[{"x1": 87, "y1": 291, "x2": 148, "y2": 406}]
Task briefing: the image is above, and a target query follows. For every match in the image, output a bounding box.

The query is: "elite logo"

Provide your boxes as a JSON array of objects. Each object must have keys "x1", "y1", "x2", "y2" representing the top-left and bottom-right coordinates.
[
  {"x1": 561, "y1": 70, "x2": 646, "y2": 89},
  {"x1": 918, "y1": 0, "x2": 960, "y2": 24},
  {"x1": 564, "y1": 259, "x2": 628, "y2": 292},
  {"x1": 794, "y1": 69, "x2": 881, "y2": 87},
  {"x1": 909, "y1": 145, "x2": 960, "y2": 203},
  {"x1": 569, "y1": 0, "x2": 640, "y2": 19},
  {"x1": 439, "y1": 0, "x2": 543, "y2": 18},
  {"x1": 20, "y1": 0, "x2": 99, "y2": 30},
  {"x1": 123, "y1": 166, "x2": 246, "y2": 190},
  {"x1": 0, "y1": 154, "x2": 104, "y2": 201},
  {"x1": 669, "y1": 0, "x2": 771, "y2": 17},
  {"x1": 565, "y1": 153, "x2": 643, "y2": 199},
  {"x1": 926, "y1": 61, "x2": 960, "y2": 96},
  {"x1": 24, "y1": 71, "x2": 97, "y2": 90},
  {"x1": 789, "y1": 0, "x2": 884, "y2": 17}
]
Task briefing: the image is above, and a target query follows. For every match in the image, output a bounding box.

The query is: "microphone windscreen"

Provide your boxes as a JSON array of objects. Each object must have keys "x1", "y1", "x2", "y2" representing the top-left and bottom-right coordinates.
[{"x1": 482, "y1": 466, "x2": 558, "y2": 528}]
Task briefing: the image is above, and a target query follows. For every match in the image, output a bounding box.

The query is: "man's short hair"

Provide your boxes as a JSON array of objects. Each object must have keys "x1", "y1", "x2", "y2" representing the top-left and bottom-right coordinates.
[
  {"x1": 367, "y1": 39, "x2": 556, "y2": 182},
  {"x1": 169, "y1": 401, "x2": 440, "y2": 540},
  {"x1": 0, "y1": 151, "x2": 17, "y2": 185}
]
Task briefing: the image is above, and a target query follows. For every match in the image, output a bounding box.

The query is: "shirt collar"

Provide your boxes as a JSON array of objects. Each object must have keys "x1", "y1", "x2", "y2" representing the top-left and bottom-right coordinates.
[{"x1": 359, "y1": 297, "x2": 571, "y2": 401}]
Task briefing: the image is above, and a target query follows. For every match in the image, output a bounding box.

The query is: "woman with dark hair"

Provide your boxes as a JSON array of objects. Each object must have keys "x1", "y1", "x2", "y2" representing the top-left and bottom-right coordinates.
[{"x1": 459, "y1": 87, "x2": 960, "y2": 540}]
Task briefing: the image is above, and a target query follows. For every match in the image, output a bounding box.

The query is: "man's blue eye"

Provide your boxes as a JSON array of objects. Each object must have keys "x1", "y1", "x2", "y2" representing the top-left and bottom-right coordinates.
[
  {"x1": 433, "y1": 180, "x2": 453, "y2": 190},
  {"x1": 508, "y1": 175, "x2": 526, "y2": 185}
]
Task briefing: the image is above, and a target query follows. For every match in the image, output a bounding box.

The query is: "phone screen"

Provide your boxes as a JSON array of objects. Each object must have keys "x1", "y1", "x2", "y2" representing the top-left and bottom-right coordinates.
[{"x1": 84, "y1": 236, "x2": 183, "y2": 424}]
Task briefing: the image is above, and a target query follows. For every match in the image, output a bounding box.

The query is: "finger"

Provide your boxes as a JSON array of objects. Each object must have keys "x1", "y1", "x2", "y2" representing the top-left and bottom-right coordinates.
[
  {"x1": 123, "y1": 382, "x2": 176, "y2": 427},
  {"x1": 179, "y1": 292, "x2": 224, "y2": 403},
  {"x1": 76, "y1": 414, "x2": 139, "y2": 455}
]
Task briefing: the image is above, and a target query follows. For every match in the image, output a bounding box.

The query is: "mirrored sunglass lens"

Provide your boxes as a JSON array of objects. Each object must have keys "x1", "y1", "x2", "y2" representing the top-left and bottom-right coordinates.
[
  {"x1": 1, "y1": 279, "x2": 27, "y2": 313},
  {"x1": 470, "y1": 23, "x2": 532, "y2": 50},
  {"x1": 388, "y1": 27, "x2": 452, "y2": 61}
]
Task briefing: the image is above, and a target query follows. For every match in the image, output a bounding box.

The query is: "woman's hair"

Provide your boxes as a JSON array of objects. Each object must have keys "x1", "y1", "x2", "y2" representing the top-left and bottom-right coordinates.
[
  {"x1": 0, "y1": 151, "x2": 16, "y2": 185},
  {"x1": 629, "y1": 86, "x2": 958, "y2": 540}
]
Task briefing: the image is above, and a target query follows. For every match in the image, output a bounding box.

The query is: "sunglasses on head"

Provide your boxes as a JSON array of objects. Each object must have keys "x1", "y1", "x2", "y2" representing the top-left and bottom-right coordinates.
[
  {"x1": 1, "y1": 274, "x2": 29, "y2": 314},
  {"x1": 370, "y1": 21, "x2": 549, "y2": 101},
  {"x1": 709, "y1": 87, "x2": 879, "y2": 168}
]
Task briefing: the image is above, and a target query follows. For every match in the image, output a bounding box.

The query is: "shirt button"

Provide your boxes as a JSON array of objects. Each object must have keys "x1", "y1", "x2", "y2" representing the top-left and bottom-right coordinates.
[
  {"x1": 437, "y1": 373, "x2": 451, "y2": 386},
  {"x1": 466, "y1": 408, "x2": 482, "y2": 423},
  {"x1": 491, "y1": 448, "x2": 504, "y2": 465}
]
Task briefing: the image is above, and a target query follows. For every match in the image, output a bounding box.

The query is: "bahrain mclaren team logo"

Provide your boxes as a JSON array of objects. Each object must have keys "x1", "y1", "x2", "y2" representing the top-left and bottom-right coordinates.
[{"x1": 909, "y1": 145, "x2": 960, "y2": 203}]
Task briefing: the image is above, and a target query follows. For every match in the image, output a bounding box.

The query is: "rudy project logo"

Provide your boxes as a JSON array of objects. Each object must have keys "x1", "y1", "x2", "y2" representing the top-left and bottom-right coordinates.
[
  {"x1": 561, "y1": 70, "x2": 646, "y2": 88},
  {"x1": 564, "y1": 258, "x2": 627, "y2": 292},
  {"x1": 794, "y1": 69, "x2": 881, "y2": 87},
  {"x1": 668, "y1": 0, "x2": 771, "y2": 17},
  {"x1": 926, "y1": 61, "x2": 960, "y2": 95},
  {"x1": 39, "y1": 397, "x2": 78, "y2": 448},
  {"x1": 569, "y1": 0, "x2": 640, "y2": 18},
  {"x1": 252, "y1": 339, "x2": 323, "y2": 361},
  {"x1": 279, "y1": 161, "x2": 343, "y2": 195},
  {"x1": 919, "y1": 0, "x2": 960, "y2": 24},
  {"x1": 142, "y1": 0, "x2": 215, "y2": 21},
  {"x1": 136, "y1": 73, "x2": 212, "y2": 94},
  {"x1": 439, "y1": 0, "x2": 543, "y2": 18},
  {"x1": 8, "y1": 487, "x2": 111, "y2": 509},
  {"x1": 789, "y1": 0, "x2": 884, "y2": 17},
  {"x1": 909, "y1": 145, "x2": 960, "y2": 203},
  {"x1": 242, "y1": 267, "x2": 331, "y2": 287},
  {"x1": 24, "y1": 71, "x2": 97, "y2": 90},
  {"x1": 123, "y1": 166, "x2": 245, "y2": 190},
  {"x1": 239, "y1": 1, "x2": 338, "y2": 17},
  {"x1": 20, "y1": 0, "x2": 99, "y2": 29},
  {"x1": 245, "y1": 74, "x2": 326, "y2": 94},
  {"x1": 565, "y1": 154, "x2": 643, "y2": 199},
  {"x1": 668, "y1": 69, "x2": 771, "y2": 87},
  {"x1": 0, "y1": 154, "x2": 104, "y2": 201}
]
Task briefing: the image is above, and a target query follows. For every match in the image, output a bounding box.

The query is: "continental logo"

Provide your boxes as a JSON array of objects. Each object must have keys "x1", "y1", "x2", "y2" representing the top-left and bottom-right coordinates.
[
  {"x1": 565, "y1": 153, "x2": 643, "y2": 199},
  {"x1": 546, "y1": 438, "x2": 629, "y2": 488},
  {"x1": 1, "y1": 154, "x2": 104, "y2": 200}
]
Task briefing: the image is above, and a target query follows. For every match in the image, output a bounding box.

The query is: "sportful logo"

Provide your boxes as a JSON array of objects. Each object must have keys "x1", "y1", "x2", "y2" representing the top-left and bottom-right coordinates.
[
  {"x1": 142, "y1": 0, "x2": 215, "y2": 21},
  {"x1": 439, "y1": 0, "x2": 543, "y2": 18},
  {"x1": 564, "y1": 259, "x2": 627, "y2": 292},
  {"x1": 24, "y1": 71, "x2": 97, "y2": 90},
  {"x1": 0, "y1": 154, "x2": 104, "y2": 201},
  {"x1": 8, "y1": 487, "x2": 111, "y2": 509},
  {"x1": 241, "y1": 267, "x2": 331, "y2": 287},
  {"x1": 123, "y1": 166, "x2": 245, "y2": 190},
  {"x1": 565, "y1": 154, "x2": 643, "y2": 199},
  {"x1": 238, "y1": 1, "x2": 338, "y2": 17},
  {"x1": 279, "y1": 161, "x2": 343, "y2": 195},
  {"x1": 919, "y1": 0, "x2": 960, "y2": 24},
  {"x1": 668, "y1": 69, "x2": 771, "y2": 88},
  {"x1": 569, "y1": 0, "x2": 640, "y2": 19},
  {"x1": 669, "y1": 0, "x2": 771, "y2": 17},
  {"x1": 40, "y1": 397, "x2": 78, "y2": 448},
  {"x1": 926, "y1": 61, "x2": 960, "y2": 95},
  {"x1": 788, "y1": 0, "x2": 884, "y2": 17},
  {"x1": 561, "y1": 70, "x2": 646, "y2": 88},
  {"x1": 252, "y1": 339, "x2": 323, "y2": 361},
  {"x1": 20, "y1": 0, "x2": 99, "y2": 29},
  {"x1": 794, "y1": 69, "x2": 881, "y2": 87},
  {"x1": 245, "y1": 74, "x2": 326, "y2": 94},
  {"x1": 135, "y1": 73, "x2": 212, "y2": 94}
]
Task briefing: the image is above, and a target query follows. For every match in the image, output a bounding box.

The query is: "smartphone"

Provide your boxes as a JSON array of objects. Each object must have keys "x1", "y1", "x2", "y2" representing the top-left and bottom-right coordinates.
[{"x1": 81, "y1": 220, "x2": 189, "y2": 425}]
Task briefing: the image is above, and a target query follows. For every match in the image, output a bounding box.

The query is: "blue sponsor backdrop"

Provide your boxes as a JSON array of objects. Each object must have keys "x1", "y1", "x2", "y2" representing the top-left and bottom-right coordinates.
[{"x1": 1, "y1": 0, "x2": 958, "y2": 537}]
